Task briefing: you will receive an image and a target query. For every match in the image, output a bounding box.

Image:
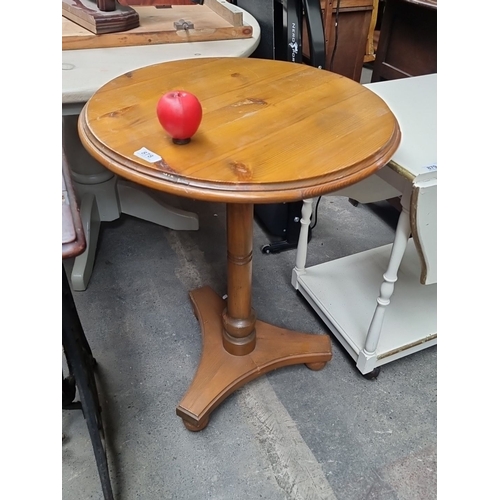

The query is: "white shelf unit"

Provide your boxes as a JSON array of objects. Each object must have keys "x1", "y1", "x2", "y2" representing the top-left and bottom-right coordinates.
[
  {"x1": 294, "y1": 239, "x2": 437, "y2": 374},
  {"x1": 291, "y1": 74, "x2": 437, "y2": 376}
]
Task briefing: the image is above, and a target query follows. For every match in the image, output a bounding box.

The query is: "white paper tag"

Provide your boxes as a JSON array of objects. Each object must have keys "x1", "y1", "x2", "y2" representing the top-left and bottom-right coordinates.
[{"x1": 134, "y1": 147, "x2": 161, "y2": 163}]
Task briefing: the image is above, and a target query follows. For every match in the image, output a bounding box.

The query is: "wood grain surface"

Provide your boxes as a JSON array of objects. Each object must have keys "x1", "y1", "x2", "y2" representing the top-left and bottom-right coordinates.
[
  {"x1": 79, "y1": 57, "x2": 401, "y2": 203},
  {"x1": 62, "y1": 4, "x2": 251, "y2": 50}
]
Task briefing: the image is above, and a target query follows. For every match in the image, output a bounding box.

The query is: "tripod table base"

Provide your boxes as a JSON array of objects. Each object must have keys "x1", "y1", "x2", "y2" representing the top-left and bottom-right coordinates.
[{"x1": 176, "y1": 286, "x2": 332, "y2": 431}]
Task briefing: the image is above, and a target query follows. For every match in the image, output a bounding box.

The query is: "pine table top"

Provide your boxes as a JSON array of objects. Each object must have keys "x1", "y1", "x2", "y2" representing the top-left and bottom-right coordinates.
[{"x1": 79, "y1": 57, "x2": 401, "y2": 204}]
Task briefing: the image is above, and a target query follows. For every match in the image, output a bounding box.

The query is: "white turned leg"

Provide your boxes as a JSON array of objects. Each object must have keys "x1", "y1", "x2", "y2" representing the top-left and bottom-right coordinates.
[
  {"x1": 117, "y1": 180, "x2": 199, "y2": 231},
  {"x1": 71, "y1": 193, "x2": 101, "y2": 291},
  {"x1": 357, "y1": 190, "x2": 412, "y2": 373},
  {"x1": 291, "y1": 198, "x2": 313, "y2": 289}
]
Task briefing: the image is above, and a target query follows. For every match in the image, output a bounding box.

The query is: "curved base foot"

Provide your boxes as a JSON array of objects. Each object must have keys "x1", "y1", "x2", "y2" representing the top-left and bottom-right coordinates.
[
  {"x1": 305, "y1": 361, "x2": 327, "y2": 371},
  {"x1": 181, "y1": 415, "x2": 210, "y2": 432},
  {"x1": 176, "y1": 286, "x2": 332, "y2": 431}
]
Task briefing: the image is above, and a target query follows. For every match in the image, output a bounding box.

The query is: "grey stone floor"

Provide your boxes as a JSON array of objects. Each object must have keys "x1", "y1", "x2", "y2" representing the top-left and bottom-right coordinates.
[{"x1": 62, "y1": 193, "x2": 437, "y2": 500}]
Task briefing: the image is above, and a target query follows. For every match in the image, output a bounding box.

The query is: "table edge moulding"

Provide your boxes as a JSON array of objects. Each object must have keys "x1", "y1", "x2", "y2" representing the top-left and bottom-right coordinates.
[{"x1": 77, "y1": 57, "x2": 401, "y2": 430}]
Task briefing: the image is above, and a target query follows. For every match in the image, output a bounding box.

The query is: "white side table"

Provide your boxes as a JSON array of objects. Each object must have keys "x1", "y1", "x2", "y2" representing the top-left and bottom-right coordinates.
[
  {"x1": 62, "y1": 4, "x2": 260, "y2": 290},
  {"x1": 292, "y1": 74, "x2": 437, "y2": 377}
]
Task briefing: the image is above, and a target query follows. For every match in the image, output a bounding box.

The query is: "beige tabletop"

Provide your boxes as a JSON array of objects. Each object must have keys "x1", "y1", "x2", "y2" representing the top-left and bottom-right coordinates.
[{"x1": 62, "y1": 6, "x2": 260, "y2": 112}]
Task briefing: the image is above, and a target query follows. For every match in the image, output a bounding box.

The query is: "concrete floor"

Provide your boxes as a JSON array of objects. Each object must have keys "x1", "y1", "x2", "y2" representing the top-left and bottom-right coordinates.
[{"x1": 62, "y1": 191, "x2": 437, "y2": 500}]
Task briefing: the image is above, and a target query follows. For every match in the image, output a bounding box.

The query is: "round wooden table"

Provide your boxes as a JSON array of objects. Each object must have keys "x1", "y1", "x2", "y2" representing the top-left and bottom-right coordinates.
[{"x1": 78, "y1": 57, "x2": 401, "y2": 431}]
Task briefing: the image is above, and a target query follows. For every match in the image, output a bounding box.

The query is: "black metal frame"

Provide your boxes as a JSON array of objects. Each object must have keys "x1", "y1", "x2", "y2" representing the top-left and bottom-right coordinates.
[
  {"x1": 302, "y1": 0, "x2": 325, "y2": 68},
  {"x1": 62, "y1": 267, "x2": 114, "y2": 500},
  {"x1": 274, "y1": 0, "x2": 325, "y2": 68}
]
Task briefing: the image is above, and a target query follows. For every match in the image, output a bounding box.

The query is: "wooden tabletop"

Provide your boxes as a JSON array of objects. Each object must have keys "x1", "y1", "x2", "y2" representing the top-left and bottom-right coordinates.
[{"x1": 79, "y1": 57, "x2": 401, "y2": 204}]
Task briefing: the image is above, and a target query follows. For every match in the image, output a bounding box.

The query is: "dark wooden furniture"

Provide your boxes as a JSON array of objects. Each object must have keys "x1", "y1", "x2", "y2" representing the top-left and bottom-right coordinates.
[
  {"x1": 233, "y1": 0, "x2": 372, "y2": 81},
  {"x1": 371, "y1": 0, "x2": 437, "y2": 82},
  {"x1": 303, "y1": 0, "x2": 374, "y2": 81},
  {"x1": 78, "y1": 57, "x2": 401, "y2": 431},
  {"x1": 62, "y1": 150, "x2": 114, "y2": 500},
  {"x1": 63, "y1": 150, "x2": 86, "y2": 259},
  {"x1": 364, "y1": 0, "x2": 379, "y2": 63}
]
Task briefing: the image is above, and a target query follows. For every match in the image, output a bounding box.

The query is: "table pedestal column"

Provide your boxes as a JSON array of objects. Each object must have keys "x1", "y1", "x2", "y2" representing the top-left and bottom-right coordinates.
[{"x1": 176, "y1": 203, "x2": 332, "y2": 431}]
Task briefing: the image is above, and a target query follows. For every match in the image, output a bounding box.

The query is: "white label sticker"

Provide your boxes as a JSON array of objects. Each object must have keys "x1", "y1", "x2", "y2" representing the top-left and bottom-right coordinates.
[
  {"x1": 425, "y1": 164, "x2": 437, "y2": 171},
  {"x1": 134, "y1": 147, "x2": 161, "y2": 163}
]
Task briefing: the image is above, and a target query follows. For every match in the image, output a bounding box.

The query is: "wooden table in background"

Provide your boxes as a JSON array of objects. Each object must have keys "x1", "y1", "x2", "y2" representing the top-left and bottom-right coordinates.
[
  {"x1": 62, "y1": 4, "x2": 260, "y2": 291},
  {"x1": 78, "y1": 57, "x2": 400, "y2": 430},
  {"x1": 371, "y1": 0, "x2": 437, "y2": 82},
  {"x1": 62, "y1": 1, "x2": 253, "y2": 50}
]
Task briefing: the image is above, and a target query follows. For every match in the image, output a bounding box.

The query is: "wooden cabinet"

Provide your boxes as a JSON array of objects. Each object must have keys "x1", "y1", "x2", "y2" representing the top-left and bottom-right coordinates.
[
  {"x1": 371, "y1": 0, "x2": 437, "y2": 81},
  {"x1": 364, "y1": 0, "x2": 379, "y2": 63},
  {"x1": 235, "y1": 0, "x2": 375, "y2": 81},
  {"x1": 303, "y1": 0, "x2": 374, "y2": 81}
]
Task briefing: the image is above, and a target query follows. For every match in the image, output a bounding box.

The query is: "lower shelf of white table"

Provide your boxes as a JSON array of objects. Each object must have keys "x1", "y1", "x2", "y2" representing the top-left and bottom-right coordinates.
[{"x1": 294, "y1": 239, "x2": 437, "y2": 375}]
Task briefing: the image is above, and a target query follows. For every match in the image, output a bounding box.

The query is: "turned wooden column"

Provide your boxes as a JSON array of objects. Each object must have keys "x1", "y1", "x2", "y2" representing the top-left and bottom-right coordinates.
[{"x1": 222, "y1": 203, "x2": 257, "y2": 355}]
